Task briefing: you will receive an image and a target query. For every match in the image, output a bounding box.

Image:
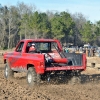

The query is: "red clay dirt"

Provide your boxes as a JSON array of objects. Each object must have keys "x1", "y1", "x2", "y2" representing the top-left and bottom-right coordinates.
[{"x1": 0, "y1": 54, "x2": 100, "y2": 100}]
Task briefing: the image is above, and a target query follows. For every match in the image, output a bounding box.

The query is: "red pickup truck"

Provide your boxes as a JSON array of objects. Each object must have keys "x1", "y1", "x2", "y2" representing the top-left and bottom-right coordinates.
[{"x1": 3, "y1": 39, "x2": 86, "y2": 86}]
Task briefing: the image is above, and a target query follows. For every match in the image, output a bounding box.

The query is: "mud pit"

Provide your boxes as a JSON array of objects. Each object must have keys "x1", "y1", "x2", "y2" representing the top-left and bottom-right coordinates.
[{"x1": 0, "y1": 55, "x2": 100, "y2": 100}]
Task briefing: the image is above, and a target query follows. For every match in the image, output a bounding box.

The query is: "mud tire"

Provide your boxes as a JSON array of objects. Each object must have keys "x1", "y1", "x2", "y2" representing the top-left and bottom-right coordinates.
[
  {"x1": 4, "y1": 63, "x2": 14, "y2": 79},
  {"x1": 37, "y1": 74, "x2": 41, "y2": 85},
  {"x1": 27, "y1": 67, "x2": 37, "y2": 86},
  {"x1": 69, "y1": 76, "x2": 81, "y2": 85}
]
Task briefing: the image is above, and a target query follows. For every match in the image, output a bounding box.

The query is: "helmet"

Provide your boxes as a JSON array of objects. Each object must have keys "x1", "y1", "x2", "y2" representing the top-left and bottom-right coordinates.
[{"x1": 31, "y1": 43, "x2": 35, "y2": 46}]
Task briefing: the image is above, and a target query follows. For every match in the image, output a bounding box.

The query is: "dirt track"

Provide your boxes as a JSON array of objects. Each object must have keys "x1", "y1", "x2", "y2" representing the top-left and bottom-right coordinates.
[{"x1": 0, "y1": 55, "x2": 100, "y2": 100}]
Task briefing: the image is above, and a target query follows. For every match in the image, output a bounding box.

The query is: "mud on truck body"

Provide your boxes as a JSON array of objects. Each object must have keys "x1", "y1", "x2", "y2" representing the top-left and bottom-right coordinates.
[{"x1": 3, "y1": 39, "x2": 87, "y2": 86}]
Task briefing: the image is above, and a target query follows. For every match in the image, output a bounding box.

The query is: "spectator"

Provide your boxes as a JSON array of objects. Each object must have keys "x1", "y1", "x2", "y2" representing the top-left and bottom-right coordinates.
[
  {"x1": 90, "y1": 47, "x2": 93, "y2": 57},
  {"x1": 65, "y1": 48, "x2": 69, "y2": 53},
  {"x1": 98, "y1": 49, "x2": 100, "y2": 57},
  {"x1": 79, "y1": 47, "x2": 83, "y2": 53},
  {"x1": 86, "y1": 48, "x2": 88, "y2": 57},
  {"x1": 88, "y1": 48, "x2": 90, "y2": 57}
]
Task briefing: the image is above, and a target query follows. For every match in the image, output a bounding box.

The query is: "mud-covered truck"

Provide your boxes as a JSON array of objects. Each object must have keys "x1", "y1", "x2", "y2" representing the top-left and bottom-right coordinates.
[{"x1": 3, "y1": 39, "x2": 87, "y2": 86}]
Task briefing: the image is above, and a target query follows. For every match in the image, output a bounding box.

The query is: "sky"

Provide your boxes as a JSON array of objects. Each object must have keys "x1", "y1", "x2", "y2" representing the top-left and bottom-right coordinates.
[{"x1": 0, "y1": 0, "x2": 100, "y2": 23}]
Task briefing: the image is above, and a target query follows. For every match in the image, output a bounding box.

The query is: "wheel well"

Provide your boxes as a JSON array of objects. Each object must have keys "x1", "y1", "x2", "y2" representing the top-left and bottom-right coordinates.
[
  {"x1": 4, "y1": 59, "x2": 6, "y2": 64},
  {"x1": 27, "y1": 64, "x2": 34, "y2": 70}
]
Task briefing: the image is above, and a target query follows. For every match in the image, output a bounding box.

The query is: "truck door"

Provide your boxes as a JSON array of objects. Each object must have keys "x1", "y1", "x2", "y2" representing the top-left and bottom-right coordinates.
[{"x1": 11, "y1": 42, "x2": 24, "y2": 71}]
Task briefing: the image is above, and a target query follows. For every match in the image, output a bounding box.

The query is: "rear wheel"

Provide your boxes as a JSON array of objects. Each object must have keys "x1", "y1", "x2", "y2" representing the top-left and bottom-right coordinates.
[
  {"x1": 37, "y1": 74, "x2": 41, "y2": 84},
  {"x1": 68, "y1": 71, "x2": 81, "y2": 85},
  {"x1": 69, "y1": 76, "x2": 81, "y2": 85},
  {"x1": 27, "y1": 67, "x2": 40, "y2": 86},
  {"x1": 4, "y1": 63, "x2": 14, "y2": 79}
]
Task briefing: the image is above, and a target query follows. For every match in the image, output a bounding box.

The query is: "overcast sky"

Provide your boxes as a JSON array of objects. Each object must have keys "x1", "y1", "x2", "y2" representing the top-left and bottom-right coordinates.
[{"x1": 0, "y1": 0, "x2": 100, "y2": 23}]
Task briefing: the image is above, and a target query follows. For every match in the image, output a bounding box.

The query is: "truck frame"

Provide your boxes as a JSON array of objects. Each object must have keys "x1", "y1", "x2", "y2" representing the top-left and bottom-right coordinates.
[{"x1": 3, "y1": 39, "x2": 87, "y2": 86}]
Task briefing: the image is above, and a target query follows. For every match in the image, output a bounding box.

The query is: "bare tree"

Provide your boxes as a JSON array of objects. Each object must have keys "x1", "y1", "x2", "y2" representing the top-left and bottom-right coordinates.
[{"x1": 17, "y1": 2, "x2": 37, "y2": 40}]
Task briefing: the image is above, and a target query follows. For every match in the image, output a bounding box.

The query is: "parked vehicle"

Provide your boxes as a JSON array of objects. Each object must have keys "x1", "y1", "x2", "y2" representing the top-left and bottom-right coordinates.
[{"x1": 3, "y1": 39, "x2": 87, "y2": 86}]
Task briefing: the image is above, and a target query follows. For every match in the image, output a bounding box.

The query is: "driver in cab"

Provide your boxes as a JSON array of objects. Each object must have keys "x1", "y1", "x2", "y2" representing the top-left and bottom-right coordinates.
[{"x1": 29, "y1": 43, "x2": 37, "y2": 53}]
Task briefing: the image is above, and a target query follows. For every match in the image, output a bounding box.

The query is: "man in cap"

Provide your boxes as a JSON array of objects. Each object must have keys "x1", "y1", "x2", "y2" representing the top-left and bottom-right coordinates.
[{"x1": 29, "y1": 43, "x2": 37, "y2": 53}]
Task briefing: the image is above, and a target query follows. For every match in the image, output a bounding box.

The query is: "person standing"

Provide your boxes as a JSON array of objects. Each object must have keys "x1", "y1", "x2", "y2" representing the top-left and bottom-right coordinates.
[{"x1": 86, "y1": 48, "x2": 88, "y2": 57}]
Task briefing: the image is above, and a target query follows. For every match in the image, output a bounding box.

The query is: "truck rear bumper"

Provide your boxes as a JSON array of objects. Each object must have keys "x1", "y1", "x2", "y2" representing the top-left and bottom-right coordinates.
[{"x1": 45, "y1": 66, "x2": 85, "y2": 71}]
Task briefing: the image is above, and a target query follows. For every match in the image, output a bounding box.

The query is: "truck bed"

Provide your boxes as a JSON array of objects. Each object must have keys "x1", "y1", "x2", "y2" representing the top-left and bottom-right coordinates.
[{"x1": 45, "y1": 53, "x2": 86, "y2": 71}]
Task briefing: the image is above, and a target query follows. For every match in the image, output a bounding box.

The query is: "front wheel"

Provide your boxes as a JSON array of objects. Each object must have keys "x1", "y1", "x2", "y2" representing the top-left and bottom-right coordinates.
[{"x1": 4, "y1": 63, "x2": 14, "y2": 79}]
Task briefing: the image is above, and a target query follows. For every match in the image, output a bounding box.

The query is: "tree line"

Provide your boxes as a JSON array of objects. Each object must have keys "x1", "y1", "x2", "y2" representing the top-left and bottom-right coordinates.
[{"x1": 0, "y1": 2, "x2": 100, "y2": 49}]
